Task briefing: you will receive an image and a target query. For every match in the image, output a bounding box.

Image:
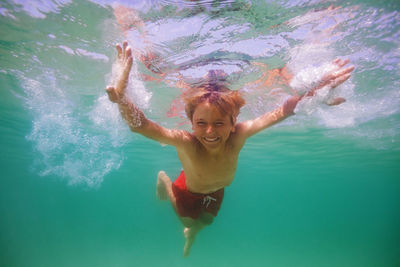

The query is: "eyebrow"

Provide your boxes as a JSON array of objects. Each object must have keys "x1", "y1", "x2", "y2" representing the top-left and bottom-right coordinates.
[{"x1": 195, "y1": 118, "x2": 226, "y2": 122}]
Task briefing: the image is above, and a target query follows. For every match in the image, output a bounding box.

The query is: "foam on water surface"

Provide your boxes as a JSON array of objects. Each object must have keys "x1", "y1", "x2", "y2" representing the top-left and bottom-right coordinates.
[{"x1": 2, "y1": 0, "x2": 399, "y2": 188}]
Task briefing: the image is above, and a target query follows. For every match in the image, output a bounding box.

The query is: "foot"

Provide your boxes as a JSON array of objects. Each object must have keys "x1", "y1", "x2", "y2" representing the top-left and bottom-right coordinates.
[
  {"x1": 156, "y1": 171, "x2": 169, "y2": 201},
  {"x1": 113, "y1": 5, "x2": 145, "y2": 32},
  {"x1": 106, "y1": 41, "x2": 133, "y2": 103},
  {"x1": 183, "y1": 227, "x2": 196, "y2": 257}
]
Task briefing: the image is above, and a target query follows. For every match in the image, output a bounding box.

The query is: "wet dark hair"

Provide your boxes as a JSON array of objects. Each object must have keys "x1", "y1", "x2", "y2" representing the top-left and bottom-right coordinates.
[
  {"x1": 183, "y1": 70, "x2": 245, "y2": 124},
  {"x1": 205, "y1": 69, "x2": 227, "y2": 85}
]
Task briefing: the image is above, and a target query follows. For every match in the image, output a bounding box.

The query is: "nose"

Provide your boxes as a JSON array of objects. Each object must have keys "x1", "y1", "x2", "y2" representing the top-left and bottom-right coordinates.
[{"x1": 206, "y1": 125, "x2": 214, "y2": 134}]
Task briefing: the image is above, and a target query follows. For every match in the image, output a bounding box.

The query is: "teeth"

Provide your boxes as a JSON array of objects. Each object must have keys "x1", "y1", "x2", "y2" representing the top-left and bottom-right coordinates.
[{"x1": 204, "y1": 137, "x2": 219, "y2": 142}]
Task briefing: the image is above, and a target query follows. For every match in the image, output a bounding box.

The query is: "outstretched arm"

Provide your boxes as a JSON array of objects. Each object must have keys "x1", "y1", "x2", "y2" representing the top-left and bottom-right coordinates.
[
  {"x1": 237, "y1": 58, "x2": 354, "y2": 138},
  {"x1": 106, "y1": 42, "x2": 190, "y2": 147}
]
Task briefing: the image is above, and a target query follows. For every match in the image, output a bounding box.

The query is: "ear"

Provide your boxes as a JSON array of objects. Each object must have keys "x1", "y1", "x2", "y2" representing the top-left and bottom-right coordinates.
[{"x1": 231, "y1": 116, "x2": 237, "y2": 132}]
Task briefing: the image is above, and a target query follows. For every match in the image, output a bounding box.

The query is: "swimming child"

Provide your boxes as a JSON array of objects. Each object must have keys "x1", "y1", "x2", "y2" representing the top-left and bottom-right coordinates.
[{"x1": 106, "y1": 41, "x2": 354, "y2": 257}]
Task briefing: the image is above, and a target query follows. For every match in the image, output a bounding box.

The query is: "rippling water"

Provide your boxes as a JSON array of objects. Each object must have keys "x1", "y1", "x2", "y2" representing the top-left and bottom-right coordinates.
[{"x1": 1, "y1": 0, "x2": 399, "y2": 266}]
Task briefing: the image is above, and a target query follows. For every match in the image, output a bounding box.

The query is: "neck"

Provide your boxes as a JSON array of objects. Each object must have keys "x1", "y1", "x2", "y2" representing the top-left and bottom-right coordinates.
[{"x1": 200, "y1": 142, "x2": 226, "y2": 157}]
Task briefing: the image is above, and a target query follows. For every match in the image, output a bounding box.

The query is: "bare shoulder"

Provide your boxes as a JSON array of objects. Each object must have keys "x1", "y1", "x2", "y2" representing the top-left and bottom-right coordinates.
[
  {"x1": 229, "y1": 120, "x2": 265, "y2": 148},
  {"x1": 171, "y1": 128, "x2": 194, "y2": 144},
  {"x1": 228, "y1": 123, "x2": 249, "y2": 149},
  {"x1": 233, "y1": 121, "x2": 252, "y2": 138},
  {"x1": 162, "y1": 127, "x2": 194, "y2": 147}
]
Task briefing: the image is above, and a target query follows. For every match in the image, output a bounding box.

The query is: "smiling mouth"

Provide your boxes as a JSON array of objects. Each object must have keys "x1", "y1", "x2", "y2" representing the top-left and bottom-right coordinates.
[{"x1": 203, "y1": 137, "x2": 220, "y2": 143}]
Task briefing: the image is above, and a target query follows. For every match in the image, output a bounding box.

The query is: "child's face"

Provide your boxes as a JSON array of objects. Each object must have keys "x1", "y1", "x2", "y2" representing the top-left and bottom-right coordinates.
[{"x1": 192, "y1": 101, "x2": 235, "y2": 151}]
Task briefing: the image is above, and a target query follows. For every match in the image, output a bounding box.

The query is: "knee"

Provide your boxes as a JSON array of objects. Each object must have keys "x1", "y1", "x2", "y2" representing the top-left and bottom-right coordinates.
[
  {"x1": 202, "y1": 218, "x2": 213, "y2": 226},
  {"x1": 158, "y1": 170, "x2": 171, "y2": 185},
  {"x1": 181, "y1": 217, "x2": 195, "y2": 228},
  {"x1": 200, "y1": 213, "x2": 214, "y2": 226},
  {"x1": 158, "y1": 170, "x2": 167, "y2": 177}
]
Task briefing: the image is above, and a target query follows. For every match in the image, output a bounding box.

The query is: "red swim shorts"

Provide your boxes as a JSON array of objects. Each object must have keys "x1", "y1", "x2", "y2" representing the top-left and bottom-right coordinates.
[{"x1": 172, "y1": 171, "x2": 224, "y2": 220}]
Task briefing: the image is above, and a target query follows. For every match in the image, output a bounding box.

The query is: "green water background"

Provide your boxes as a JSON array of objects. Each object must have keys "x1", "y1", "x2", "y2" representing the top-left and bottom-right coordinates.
[{"x1": 1, "y1": 0, "x2": 400, "y2": 266}]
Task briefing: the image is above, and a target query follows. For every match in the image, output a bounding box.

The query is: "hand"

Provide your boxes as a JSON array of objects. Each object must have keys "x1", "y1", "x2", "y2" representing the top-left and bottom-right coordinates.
[
  {"x1": 307, "y1": 58, "x2": 354, "y2": 98},
  {"x1": 284, "y1": 58, "x2": 354, "y2": 115},
  {"x1": 106, "y1": 41, "x2": 133, "y2": 103}
]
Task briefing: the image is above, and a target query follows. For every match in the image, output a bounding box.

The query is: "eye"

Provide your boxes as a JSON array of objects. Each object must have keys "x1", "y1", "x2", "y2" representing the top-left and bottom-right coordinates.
[
  {"x1": 197, "y1": 121, "x2": 206, "y2": 126},
  {"x1": 215, "y1": 122, "x2": 224, "y2": 126}
]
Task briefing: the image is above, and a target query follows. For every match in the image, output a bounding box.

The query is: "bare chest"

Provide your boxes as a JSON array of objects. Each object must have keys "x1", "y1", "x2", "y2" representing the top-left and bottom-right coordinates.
[{"x1": 178, "y1": 149, "x2": 239, "y2": 193}]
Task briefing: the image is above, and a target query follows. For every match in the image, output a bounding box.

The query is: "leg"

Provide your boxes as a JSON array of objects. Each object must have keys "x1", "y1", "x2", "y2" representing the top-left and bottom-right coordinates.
[
  {"x1": 113, "y1": 4, "x2": 167, "y2": 77},
  {"x1": 156, "y1": 171, "x2": 215, "y2": 257},
  {"x1": 156, "y1": 171, "x2": 204, "y2": 224},
  {"x1": 156, "y1": 171, "x2": 175, "y2": 202},
  {"x1": 183, "y1": 212, "x2": 214, "y2": 257},
  {"x1": 157, "y1": 170, "x2": 187, "y2": 224},
  {"x1": 113, "y1": 4, "x2": 146, "y2": 35},
  {"x1": 157, "y1": 171, "x2": 190, "y2": 231}
]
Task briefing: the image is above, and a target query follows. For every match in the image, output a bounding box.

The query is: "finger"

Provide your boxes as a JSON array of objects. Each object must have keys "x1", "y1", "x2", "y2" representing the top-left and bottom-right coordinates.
[
  {"x1": 333, "y1": 58, "x2": 341, "y2": 65},
  {"x1": 322, "y1": 64, "x2": 354, "y2": 86},
  {"x1": 126, "y1": 46, "x2": 132, "y2": 59},
  {"x1": 116, "y1": 43, "x2": 122, "y2": 59},
  {"x1": 327, "y1": 97, "x2": 346, "y2": 106},
  {"x1": 106, "y1": 86, "x2": 115, "y2": 99},
  {"x1": 122, "y1": 41, "x2": 128, "y2": 58},
  {"x1": 123, "y1": 56, "x2": 133, "y2": 76},
  {"x1": 127, "y1": 55, "x2": 133, "y2": 68},
  {"x1": 106, "y1": 86, "x2": 118, "y2": 102},
  {"x1": 342, "y1": 65, "x2": 354, "y2": 75},
  {"x1": 331, "y1": 73, "x2": 351, "y2": 88},
  {"x1": 334, "y1": 65, "x2": 354, "y2": 78},
  {"x1": 336, "y1": 58, "x2": 350, "y2": 68}
]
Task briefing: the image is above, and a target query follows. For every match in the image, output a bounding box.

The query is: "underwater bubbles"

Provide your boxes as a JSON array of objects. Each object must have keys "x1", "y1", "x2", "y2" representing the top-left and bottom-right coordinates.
[{"x1": 21, "y1": 68, "x2": 130, "y2": 188}]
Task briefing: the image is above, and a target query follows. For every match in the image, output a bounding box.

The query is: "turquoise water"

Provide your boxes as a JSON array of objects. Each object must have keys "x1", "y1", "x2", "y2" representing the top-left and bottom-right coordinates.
[{"x1": 1, "y1": 0, "x2": 399, "y2": 266}]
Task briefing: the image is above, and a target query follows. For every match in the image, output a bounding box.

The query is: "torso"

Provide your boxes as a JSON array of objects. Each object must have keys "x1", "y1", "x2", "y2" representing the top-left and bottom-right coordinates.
[{"x1": 176, "y1": 130, "x2": 245, "y2": 194}]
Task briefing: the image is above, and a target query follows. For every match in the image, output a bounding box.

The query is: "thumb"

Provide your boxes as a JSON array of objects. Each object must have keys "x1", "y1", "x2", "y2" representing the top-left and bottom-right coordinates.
[{"x1": 106, "y1": 86, "x2": 118, "y2": 103}]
